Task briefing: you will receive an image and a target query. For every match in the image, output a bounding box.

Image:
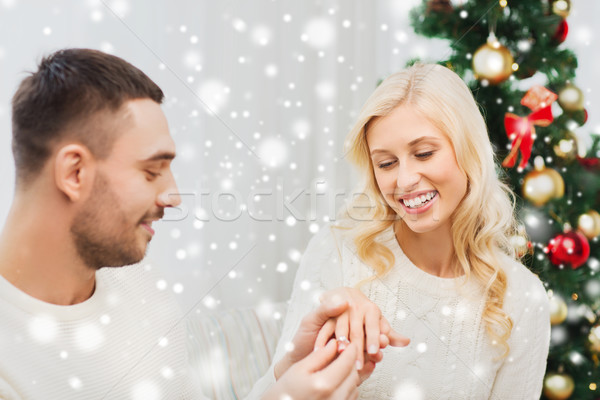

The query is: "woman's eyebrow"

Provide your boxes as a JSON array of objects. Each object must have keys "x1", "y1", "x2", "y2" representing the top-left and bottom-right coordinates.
[
  {"x1": 369, "y1": 149, "x2": 390, "y2": 156},
  {"x1": 370, "y1": 136, "x2": 441, "y2": 156},
  {"x1": 407, "y1": 136, "x2": 441, "y2": 147}
]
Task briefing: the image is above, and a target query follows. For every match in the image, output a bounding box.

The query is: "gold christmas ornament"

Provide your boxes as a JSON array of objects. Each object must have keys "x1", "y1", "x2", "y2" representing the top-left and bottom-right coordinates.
[
  {"x1": 543, "y1": 373, "x2": 575, "y2": 400},
  {"x1": 551, "y1": 0, "x2": 571, "y2": 18},
  {"x1": 549, "y1": 295, "x2": 568, "y2": 325},
  {"x1": 578, "y1": 210, "x2": 600, "y2": 239},
  {"x1": 558, "y1": 83, "x2": 584, "y2": 112},
  {"x1": 553, "y1": 132, "x2": 578, "y2": 160},
  {"x1": 472, "y1": 33, "x2": 514, "y2": 85},
  {"x1": 509, "y1": 232, "x2": 532, "y2": 258},
  {"x1": 522, "y1": 157, "x2": 565, "y2": 207},
  {"x1": 589, "y1": 324, "x2": 600, "y2": 353}
]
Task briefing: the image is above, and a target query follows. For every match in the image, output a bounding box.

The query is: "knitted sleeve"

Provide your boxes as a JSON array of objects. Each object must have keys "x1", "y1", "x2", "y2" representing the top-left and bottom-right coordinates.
[
  {"x1": 0, "y1": 376, "x2": 22, "y2": 400},
  {"x1": 489, "y1": 263, "x2": 550, "y2": 400},
  {"x1": 246, "y1": 226, "x2": 344, "y2": 398}
]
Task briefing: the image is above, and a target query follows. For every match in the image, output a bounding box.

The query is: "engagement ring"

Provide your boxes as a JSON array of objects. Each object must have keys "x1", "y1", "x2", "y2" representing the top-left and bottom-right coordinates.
[{"x1": 336, "y1": 336, "x2": 350, "y2": 344}]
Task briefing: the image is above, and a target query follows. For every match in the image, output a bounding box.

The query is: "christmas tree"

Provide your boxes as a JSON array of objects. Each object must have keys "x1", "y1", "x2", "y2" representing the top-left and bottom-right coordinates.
[{"x1": 409, "y1": 0, "x2": 599, "y2": 398}]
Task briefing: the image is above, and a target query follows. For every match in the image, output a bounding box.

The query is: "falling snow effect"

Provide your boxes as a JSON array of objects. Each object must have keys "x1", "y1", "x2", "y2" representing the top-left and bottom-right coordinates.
[
  {"x1": 197, "y1": 79, "x2": 229, "y2": 114},
  {"x1": 394, "y1": 382, "x2": 425, "y2": 400},
  {"x1": 0, "y1": 1, "x2": 598, "y2": 398},
  {"x1": 257, "y1": 138, "x2": 288, "y2": 168},
  {"x1": 251, "y1": 25, "x2": 272, "y2": 46},
  {"x1": 131, "y1": 380, "x2": 161, "y2": 400},
  {"x1": 29, "y1": 316, "x2": 59, "y2": 343},
  {"x1": 303, "y1": 17, "x2": 336, "y2": 49},
  {"x1": 74, "y1": 324, "x2": 105, "y2": 351}
]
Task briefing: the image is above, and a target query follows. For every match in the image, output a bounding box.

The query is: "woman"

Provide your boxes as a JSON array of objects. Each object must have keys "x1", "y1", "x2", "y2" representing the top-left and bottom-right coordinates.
[{"x1": 253, "y1": 64, "x2": 550, "y2": 399}]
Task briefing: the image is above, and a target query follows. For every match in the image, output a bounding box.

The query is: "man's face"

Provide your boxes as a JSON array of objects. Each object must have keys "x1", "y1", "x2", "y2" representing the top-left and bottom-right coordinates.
[{"x1": 71, "y1": 99, "x2": 180, "y2": 269}]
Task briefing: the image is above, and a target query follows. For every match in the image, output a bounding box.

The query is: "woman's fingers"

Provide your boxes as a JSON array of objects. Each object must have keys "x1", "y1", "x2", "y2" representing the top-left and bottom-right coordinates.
[
  {"x1": 349, "y1": 308, "x2": 365, "y2": 370},
  {"x1": 334, "y1": 312, "x2": 350, "y2": 352},
  {"x1": 379, "y1": 333, "x2": 390, "y2": 349},
  {"x1": 380, "y1": 316, "x2": 410, "y2": 347},
  {"x1": 387, "y1": 330, "x2": 411, "y2": 347},
  {"x1": 358, "y1": 359, "x2": 377, "y2": 384},
  {"x1": 364, "y1": 307, "x2": 381, "y2": 356},
  {"x1": 366, "y1": 350, "x2": 384, "y2": 363}
]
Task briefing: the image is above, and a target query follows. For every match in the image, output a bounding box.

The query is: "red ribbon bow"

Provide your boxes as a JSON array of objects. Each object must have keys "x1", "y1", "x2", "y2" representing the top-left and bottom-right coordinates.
[{"x1": 502, "y1": 86, "x2": 557, "y2": 170}]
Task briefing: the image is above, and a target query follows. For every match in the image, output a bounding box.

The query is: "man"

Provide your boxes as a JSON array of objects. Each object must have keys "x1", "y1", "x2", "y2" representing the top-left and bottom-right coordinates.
[{"x1": 0, "y1": 48, "x2": 368, "y2": 399}]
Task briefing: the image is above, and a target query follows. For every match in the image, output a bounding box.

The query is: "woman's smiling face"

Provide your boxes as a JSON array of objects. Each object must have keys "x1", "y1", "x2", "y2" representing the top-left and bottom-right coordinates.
[{"x1": 367, "y1": 104, "x2": 468, "y2": 235}]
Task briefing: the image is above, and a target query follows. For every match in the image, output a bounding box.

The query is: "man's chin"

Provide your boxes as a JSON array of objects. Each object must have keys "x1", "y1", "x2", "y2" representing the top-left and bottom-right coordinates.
[
  {"x1": 92, "y1": 247, "x2": 148, "y2": 270},
  {"x1": 97, "y1": 258, "x2": 145, "y2": 269}
]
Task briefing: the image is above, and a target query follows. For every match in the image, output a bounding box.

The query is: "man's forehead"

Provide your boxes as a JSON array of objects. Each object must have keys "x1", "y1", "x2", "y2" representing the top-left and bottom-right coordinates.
[{"x1": 110, "y1": 99, "x2": 175, "y2": 161}]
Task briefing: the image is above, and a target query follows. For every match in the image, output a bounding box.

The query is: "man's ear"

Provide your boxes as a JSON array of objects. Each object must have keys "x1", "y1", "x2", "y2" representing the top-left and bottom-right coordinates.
[{"x1": 54, "y1": 144, "x2": 95, "y2": 202}]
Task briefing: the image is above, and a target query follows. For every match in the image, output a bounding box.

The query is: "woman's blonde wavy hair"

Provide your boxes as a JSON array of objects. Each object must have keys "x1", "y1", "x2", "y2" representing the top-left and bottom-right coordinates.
[{"x1": 340, "y1": 63, "x2": 519, "y2": 357}]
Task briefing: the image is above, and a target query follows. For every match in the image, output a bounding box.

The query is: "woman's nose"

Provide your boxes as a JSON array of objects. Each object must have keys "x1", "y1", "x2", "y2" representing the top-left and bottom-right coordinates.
[{"x1": 396, "y1": 164, "x2": 421, "y2": 193}]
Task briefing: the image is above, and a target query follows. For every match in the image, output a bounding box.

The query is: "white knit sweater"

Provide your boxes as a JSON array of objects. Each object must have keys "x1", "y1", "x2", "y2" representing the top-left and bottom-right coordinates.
[
  {"x1": 249, "y1": 225, "x2": 550, "y2": 400},
  {"x1": 0, "y1": 264, "x2": 203, "y2": 400}
]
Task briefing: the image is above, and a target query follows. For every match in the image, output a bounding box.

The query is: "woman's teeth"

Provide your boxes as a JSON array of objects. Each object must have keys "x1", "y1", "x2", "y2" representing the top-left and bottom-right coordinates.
[{"x1": 402, "y1": 191, "x2": 436, "y2": 209}]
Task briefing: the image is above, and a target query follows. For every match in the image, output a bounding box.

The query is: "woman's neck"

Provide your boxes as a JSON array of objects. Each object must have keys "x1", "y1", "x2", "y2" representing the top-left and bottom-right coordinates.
[{"x1": 394, "y1": 220, "x2": 460, "y2": 278}]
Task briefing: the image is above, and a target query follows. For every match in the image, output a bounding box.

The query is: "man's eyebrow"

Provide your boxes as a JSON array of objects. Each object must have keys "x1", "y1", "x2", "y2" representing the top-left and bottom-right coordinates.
[{"x1": 141, "y1": 151, "x2": 176, "y2": 162}]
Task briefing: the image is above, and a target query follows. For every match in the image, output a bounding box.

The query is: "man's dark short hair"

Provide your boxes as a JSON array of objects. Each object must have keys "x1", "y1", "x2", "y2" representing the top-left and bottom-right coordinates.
[{"x1": 11, "y1": 48, "x2": 164, "y2": 185}]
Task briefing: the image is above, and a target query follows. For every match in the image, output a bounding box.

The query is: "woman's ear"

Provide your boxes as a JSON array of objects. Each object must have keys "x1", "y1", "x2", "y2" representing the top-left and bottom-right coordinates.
[{"x1": 54, "y1": 144, "x2": 95, "y2": 202}]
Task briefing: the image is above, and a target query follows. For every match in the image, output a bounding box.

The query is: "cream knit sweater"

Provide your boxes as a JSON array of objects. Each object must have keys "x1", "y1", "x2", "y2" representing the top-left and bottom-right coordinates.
[
  {"x1": 0, "y1": 264, "x2": 203, "y2": 400},
  {"x1": 249, "y1": 225, "x2": 550, "y2": 400}
]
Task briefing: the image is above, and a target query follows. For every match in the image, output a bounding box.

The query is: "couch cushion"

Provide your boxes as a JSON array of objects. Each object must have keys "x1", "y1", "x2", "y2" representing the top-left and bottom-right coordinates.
[{"x1": 186, "y1": 303, "x2": 287, "y2": 399}]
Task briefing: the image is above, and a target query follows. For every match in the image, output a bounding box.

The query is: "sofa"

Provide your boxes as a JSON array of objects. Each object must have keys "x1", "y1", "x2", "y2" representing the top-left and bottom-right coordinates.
[{"x1": 186, "y1": 302, "x2": 287, "y2": 399}]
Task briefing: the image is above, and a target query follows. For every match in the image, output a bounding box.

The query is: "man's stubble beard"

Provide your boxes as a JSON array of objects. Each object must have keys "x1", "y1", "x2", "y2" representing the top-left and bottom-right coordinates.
[{"x1": 70, "y1": 172, "x2": 148, "y2": 270}]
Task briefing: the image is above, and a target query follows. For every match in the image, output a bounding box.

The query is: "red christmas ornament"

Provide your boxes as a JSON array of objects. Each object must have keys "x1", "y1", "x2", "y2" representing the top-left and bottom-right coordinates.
[
  {"x1": 577, "y1": 155, "x2": 600, "y2": 171},
  {"x1": 552, "y1": 19, "x2": 569, "y2": 43},
  {"x1": 545, "y1": 231, "x2": 590, "y2": 269}
]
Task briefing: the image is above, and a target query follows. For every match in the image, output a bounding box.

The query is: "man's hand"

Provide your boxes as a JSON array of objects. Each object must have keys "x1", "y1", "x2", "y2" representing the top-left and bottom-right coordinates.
[
  {"x1": 263, "y1": 340, "x2": 360, "y2": 400},
  {"x1": 274, "y1": 299, "x2": 350, "y2": 380}
]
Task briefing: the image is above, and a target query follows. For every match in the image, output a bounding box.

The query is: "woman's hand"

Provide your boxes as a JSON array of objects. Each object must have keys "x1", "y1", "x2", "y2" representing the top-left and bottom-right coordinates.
[{"x1": 316, "y1": 287, "x2": 410, "y2": 380}]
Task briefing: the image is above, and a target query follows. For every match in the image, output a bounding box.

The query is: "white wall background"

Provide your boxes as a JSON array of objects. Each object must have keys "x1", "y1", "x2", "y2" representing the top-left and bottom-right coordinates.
[{"x1": 0, "y1": 0, "x2": 598, "y2": 315}]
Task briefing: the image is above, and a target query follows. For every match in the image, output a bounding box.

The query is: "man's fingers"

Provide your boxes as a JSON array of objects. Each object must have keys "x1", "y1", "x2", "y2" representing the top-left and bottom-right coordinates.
[
  {"x1": 318, "y1": 342, "x2": 358, "y2": 384},
  {"x1": 315, "y1": 319, "x2": 336, "y2": 350},
  {"x1": 364, "y1": 308, "x2": 381, "y2": 356},
  {"x1": 330, "y1": 362, "x2": 360, "y2": 400},
  {"x1": 299, "y1": 339, "x2": 339, "y2": 372}
]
